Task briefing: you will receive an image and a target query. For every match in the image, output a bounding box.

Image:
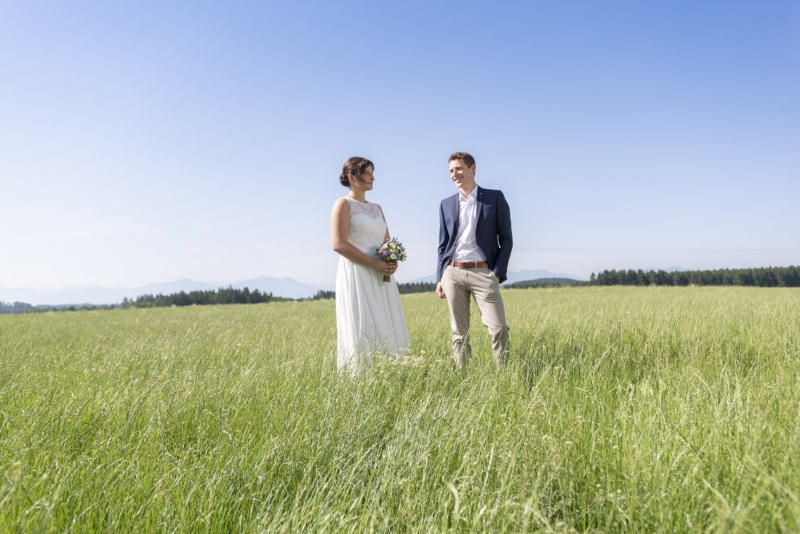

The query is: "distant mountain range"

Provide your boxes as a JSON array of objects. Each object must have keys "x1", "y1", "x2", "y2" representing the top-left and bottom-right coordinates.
[
  {"x1": 410, "y1": 269, "x2": 587, "y2": 284},
  {"x1": 0, "y1": 276, "x2": 335, "y2": 306},
  {"x1": 1, "y1": 269, "x2": 591, "y2": 307}
]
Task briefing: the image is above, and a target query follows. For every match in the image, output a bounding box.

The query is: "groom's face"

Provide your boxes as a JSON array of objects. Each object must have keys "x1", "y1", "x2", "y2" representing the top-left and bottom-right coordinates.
[{"x1": 449, "y1": 159, "x2": 476, "y2": 190}]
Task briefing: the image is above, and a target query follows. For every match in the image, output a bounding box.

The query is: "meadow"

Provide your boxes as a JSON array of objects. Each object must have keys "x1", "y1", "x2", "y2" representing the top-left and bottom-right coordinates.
[{"x1": 1, "y1": 287, "x2": 799, "y2": 532}]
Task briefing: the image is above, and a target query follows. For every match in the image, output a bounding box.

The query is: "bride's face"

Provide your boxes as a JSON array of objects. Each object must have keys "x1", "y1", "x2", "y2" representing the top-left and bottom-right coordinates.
[{"x1": 350, "y1": 166, "x2": 375, "y2": 192}]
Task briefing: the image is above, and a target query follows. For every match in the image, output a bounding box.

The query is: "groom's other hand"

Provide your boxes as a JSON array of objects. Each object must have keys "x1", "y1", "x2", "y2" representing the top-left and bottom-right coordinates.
[{"x1": 436, "y1": 282, "x2": 447, "y2": 299}]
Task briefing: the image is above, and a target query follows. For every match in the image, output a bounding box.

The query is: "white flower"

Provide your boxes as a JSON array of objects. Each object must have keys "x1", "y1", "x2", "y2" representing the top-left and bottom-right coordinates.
[{"x1": 390, "y1": 254, "x2": 397, "y2": 260}]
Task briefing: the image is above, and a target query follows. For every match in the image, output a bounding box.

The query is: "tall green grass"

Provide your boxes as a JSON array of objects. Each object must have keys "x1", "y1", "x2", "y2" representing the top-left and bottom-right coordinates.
[{"x1": 1, "y1": 287, "x2": 798, "y2": 532}]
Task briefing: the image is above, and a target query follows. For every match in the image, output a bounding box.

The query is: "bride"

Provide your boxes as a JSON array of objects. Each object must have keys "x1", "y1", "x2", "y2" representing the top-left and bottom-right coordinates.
[{"x1": 330, "y1": 157, "x2": 410, "y2": 373}]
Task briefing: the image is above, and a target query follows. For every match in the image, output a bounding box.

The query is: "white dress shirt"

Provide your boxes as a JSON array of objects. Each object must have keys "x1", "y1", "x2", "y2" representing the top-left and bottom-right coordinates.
[{"x1": 453, "y1": 185, "x2": 487, "y2": 263}]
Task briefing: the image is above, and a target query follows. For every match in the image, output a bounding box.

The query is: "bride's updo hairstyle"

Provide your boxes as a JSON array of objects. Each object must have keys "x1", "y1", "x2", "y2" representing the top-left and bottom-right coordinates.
[{"x1": 339, "y1": 157, "x2": 374, "y2": 188}]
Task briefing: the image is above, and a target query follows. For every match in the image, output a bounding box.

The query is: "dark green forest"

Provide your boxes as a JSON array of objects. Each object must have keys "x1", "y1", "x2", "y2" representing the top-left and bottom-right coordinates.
[
  {"x1": 0, "y1": 301, "x2": 36, "y2": 314},
  {"x1": 120, "y1": 287, "x2": 291, "y2": 308},
  {"x1": 590, "y1": 265, "x2": 800, "y2": 287},
  {"x1": 0, "y1": 302, "x2": 116, "y2": 314},
  {"x1": 506, "y1": 277, "x2": 586, "y2": 289},
  {"x1": 398, "y1": 282, "x2": 437, "y2": 294}
]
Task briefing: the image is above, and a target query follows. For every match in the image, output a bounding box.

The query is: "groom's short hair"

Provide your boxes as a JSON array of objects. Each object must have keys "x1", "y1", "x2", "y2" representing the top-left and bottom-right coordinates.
[{"x1": 449, "y1": 152, "x2": 475, "y2": 168}]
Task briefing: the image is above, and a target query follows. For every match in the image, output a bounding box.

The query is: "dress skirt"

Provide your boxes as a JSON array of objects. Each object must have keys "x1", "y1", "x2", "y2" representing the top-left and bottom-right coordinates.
[{"x1": 335, "y1": 256, "x2": 410, "y2": 373}]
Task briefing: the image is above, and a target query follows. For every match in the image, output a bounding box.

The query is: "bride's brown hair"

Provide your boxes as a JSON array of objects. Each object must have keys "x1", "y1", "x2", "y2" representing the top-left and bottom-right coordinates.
[{"x1": 339, "y1": 157, "x2": 374, "y2": 187}]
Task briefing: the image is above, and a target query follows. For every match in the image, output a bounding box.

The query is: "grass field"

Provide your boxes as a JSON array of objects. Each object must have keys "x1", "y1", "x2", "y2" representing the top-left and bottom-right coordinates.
[{"x1": 1, "y1": 287, "x2": 799, "y2": 532}]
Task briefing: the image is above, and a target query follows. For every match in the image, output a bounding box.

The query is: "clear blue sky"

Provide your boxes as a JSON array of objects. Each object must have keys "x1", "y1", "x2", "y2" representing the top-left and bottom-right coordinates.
[{"x1": 2, "y1": 1, "x2": 798, "y2": 289}]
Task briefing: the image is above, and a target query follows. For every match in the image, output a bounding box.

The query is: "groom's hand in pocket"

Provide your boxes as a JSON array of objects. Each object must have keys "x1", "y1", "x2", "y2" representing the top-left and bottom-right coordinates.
[{"x1": 436, "y1": 282, "x2": 447, "y2": 299}]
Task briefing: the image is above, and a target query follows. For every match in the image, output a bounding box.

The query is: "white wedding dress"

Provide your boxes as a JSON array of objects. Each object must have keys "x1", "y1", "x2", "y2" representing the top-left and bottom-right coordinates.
[{"x1": 336, "y1": 197, "x2": 410, "y2": 373}]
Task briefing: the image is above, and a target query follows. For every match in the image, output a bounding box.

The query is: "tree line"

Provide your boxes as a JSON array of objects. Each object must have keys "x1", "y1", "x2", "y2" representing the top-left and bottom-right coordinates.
[
  {"x1": 506, "y1": 277, "x2": 587, "y2": 289},
  {"x1": 2, "y1": 283, "x2": 435, "y2": 314},
  {"x1": 0, "y1": 301, "x2": 36, "y2": 314},
  {"x1": 398, "y1": 282, "x2": 437, "y2": 294},
  {"x1": 121, "y1": 287, "x2": 291, "y2": 308},
  {"x1": 589, "y1": 266, "x2": 800, "y2": 287},
  {"x1": 1, "y1": 301, "x2": 118, "y2": 314}
]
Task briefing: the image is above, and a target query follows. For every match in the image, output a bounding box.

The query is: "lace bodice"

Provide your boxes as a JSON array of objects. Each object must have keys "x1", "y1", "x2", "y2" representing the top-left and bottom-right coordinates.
[{"x1": 345, "y1": 197, "x2": 386, "y2": 255}]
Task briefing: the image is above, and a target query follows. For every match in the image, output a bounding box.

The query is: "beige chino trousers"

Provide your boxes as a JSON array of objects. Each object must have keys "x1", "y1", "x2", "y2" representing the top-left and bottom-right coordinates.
[{"x1": 441, "y1": 265, "x2": 509, "y2": 368}]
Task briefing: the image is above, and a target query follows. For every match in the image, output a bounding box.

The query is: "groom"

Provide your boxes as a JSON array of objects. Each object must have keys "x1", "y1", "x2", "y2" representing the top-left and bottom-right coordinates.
[{"x1": 436, "y1": 152, "x2": 512, "y2": 368}]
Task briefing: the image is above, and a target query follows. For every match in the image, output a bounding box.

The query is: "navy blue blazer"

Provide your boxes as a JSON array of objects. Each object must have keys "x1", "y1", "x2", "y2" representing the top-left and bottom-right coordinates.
[{"x1": 437, "y1": 186, "x2": 513, "y2": 283}]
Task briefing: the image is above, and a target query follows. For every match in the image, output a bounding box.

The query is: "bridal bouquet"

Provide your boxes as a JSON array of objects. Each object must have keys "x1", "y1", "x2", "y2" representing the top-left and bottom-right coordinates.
[{"x1": 376, "y1": 237, "x2": 407, "y2": 282}]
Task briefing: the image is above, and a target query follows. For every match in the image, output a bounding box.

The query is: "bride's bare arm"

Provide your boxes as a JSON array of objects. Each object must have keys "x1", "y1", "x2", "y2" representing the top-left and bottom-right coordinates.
[
  {"x1": 331, "y1": 199, "x2": 390, "y2": 274},
  {"x1": 378, "y1": 205, "x2": 398, "y2": 272}
]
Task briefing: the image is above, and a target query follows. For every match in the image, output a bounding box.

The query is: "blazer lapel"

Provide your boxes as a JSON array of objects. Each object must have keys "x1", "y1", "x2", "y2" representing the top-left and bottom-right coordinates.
[
  {"x1": 451, "y1": 193, "x2": 460, "y2": 235},
  {"x1": 475, "y1": 186, "x2": 484, "y2": 232}
]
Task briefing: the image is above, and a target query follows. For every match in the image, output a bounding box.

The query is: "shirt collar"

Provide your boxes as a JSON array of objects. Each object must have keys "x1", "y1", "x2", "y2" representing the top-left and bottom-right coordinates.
[{"x1": 459, "y1": 185, "x2": 479, "y2": 202}]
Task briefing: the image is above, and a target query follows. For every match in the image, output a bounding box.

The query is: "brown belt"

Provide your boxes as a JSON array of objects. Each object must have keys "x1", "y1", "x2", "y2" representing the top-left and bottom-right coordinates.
[{"x1": 449, "y1": 261, "x2": 489, "y2": 269}]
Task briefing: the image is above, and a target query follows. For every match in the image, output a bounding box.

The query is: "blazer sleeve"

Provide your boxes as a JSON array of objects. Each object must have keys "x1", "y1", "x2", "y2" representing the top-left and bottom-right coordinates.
[
  {"x1": 493, "y1": 191, "x2": 513, "y2": 283},
  {"x1": 436, "y1": 201, "x2": 449, "y2": 283}
]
